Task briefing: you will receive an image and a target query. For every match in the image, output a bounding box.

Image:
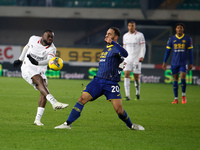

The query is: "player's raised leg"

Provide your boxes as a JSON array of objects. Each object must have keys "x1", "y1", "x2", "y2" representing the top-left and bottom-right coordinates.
[{"x1": 32, "y1": 75, "x2": 69, "y2": 110}]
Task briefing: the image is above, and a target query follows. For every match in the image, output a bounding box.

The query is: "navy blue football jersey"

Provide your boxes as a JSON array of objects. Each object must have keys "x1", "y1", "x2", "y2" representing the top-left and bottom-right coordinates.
[
  {"x1": 165, "y1": 34, "x2": 193, "y2": 66},
  {"x1": 96, "y1": 41, "x2": 128, "y2": 82}
]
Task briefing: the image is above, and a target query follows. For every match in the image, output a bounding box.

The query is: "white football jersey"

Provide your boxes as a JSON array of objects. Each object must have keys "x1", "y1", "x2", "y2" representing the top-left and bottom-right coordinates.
[
  {"x1": 21, "y1": 35, "x2": 56, "y2": 75},
  {"x1": 123, "y1": 31, "x2": 146, "y2": 63}
]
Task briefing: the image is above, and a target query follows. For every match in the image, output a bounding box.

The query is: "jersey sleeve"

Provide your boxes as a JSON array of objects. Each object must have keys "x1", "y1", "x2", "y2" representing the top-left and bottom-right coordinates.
[
  {"x1": 27, "y1": 36, "x2": 36, "y2": 47},
  {"x1": 48, "y1": 47, "x2": 56, "y2": 58},
  {"x1": 163, "y1": 37, "x2": 172, "y2": 63},
  {"x1": 111, "y1": 41, "x2": 128, "y2": 57},
  {"x1": 139, "y1": 33, "x2": 146, "y2": 44},
  {"x1": 123, "y1": 34, "x2": 126, "y2": 49},
  {"x1": 139, "y1": 33, "x2": 146, "y2": 58},
  {"x1": 166, "y1": 37, "x2": 172, "y2": 50},
  {"x1": 18, "y1": 36, "x2": 34, "y2": 61},
  {"x1": 38, "y1": 47, "x2": 56, "y2": 66},
  {"x1": 187, "y1": 37, "x2": 193, "y2": 64},
  {"x1": 187, "y1": 37, "x2": 193, "y2": 50}
]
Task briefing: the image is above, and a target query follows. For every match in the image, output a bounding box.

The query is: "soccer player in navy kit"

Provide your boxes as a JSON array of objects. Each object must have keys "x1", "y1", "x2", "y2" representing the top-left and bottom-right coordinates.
[
  {"x1": 55, "y1": 27, "x2": 145, "y2": 130},
  {"x1": 162, "y1": 23, "x2": 193, "y2": 104}
]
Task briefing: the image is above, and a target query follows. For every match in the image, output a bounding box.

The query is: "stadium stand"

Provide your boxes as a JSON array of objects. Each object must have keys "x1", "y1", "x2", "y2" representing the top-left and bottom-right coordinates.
[
  {"x1": 177, "y1": 0, "x2": 200, "y2": 9},
  {"x1": 0, "y1": 0, "x2": 141, "y2": 8},
  {"x1": 0, "y1": 0, "x2": 199, "y2": 65},
  {"x1": 0, "y1": 0, "x2": 200, "y2": 10}
]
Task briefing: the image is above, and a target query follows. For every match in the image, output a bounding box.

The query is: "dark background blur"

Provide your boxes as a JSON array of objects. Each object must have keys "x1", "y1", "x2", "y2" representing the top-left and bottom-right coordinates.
[{"x1": 0, "y1": 0, "x2": 199, "y2": 65}]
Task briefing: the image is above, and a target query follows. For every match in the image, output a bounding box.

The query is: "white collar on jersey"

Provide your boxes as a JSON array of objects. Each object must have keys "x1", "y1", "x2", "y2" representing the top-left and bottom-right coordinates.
[{"x1": 129, "y1": 30, "x2": 137, "y2": 35}]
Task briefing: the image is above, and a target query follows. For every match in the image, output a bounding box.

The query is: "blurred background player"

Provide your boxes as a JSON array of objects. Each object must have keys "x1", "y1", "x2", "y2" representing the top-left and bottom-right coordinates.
[
  {"x1": 55, "y1": 27, "x2": 145, "y2": 130},
  {"x1": 162, "y1": 23, "x2": 193, "y2": 104},
  {"x1": 123, "y1": 21, "x2": 146, "y2": 100},
  {"x1": 13, "y1": 30, "x2": 69, "y2": 126}
]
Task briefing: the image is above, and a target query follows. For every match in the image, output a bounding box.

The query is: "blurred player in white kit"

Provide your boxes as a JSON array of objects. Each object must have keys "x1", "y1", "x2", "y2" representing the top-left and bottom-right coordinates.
[
  {"x1": 13, "y1": 30, "x2": 68, "y2": 126},
  {"x1": 123, "y1": 21, "x2": 146, "y2": 100}
]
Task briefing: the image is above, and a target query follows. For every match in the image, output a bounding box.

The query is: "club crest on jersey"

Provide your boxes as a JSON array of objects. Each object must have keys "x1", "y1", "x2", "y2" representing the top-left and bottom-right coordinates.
[
  {"x1": 182, "y1": 40, "x2": 186, "y2": 43},
  {"x1": 100, "y1": 52, "x2": 108, "y2": 58},
  {"x1": 173, "y1": 40, "x2": 176, "y2": 43}
]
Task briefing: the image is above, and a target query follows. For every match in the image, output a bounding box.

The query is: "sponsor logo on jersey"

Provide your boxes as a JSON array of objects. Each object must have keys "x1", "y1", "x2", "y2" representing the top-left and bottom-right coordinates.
[
  {"x1": 30, "y1": 53, "x2": 45, "y2": 61},
  {"x1": 100, "y1": 59, "x2": 106, "y2": 62},
  {"x1": 174, "y1": 49, "x2": 185, "y2": 52}
]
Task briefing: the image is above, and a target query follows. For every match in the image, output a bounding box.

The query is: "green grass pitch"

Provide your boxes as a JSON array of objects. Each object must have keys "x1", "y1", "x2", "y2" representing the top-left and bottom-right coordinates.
[{"x1": 0, "y1": 77, "x2": 200, "y2": 150}]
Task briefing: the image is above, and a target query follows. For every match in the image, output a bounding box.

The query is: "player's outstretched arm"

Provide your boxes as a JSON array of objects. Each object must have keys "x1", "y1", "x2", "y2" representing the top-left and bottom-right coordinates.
[
  {"x1": 38, "y1": 54, "x2": 55, "y2": 66},
  {"x1": 13, "y1": 44, "x2": 29, "y2": 68}
]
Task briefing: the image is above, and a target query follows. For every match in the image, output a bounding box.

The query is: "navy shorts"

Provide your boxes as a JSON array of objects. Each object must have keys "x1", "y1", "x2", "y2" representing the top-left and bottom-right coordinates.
[
  {"x1": 83, "y1": 77, "x2": 122, "y2": 101},
  {"x1": 171, "y1": 65, "x2": 187, "y2": 75}
]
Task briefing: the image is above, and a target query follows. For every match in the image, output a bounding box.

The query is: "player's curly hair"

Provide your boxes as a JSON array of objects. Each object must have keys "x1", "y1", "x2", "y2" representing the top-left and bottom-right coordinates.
[
  {"x1": 110, "y1": 27, "x2": 121, "y2": 37},
  {"x1": 175, "y1": 23, "x2": 185, "y2": 29}
]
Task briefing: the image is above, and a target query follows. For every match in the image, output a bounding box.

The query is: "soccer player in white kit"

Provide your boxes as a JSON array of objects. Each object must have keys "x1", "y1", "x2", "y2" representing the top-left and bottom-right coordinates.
[
  {"x1": 123, "y1": 21, "x2": 146, "y2": 100},
  {"x1": 13, "y1": 30, "x2": 69, "y2": 126}
]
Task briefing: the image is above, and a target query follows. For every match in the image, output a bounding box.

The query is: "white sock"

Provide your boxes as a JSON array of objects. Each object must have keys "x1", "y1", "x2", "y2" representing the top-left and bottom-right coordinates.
[
  {"x1": 124, "y1": 78, "x2": 130, "y2": 97},
  {"x1": 46, "y1": 94, "x2": 57, "y2": 105},
  {"x1": 182, "y1": 93, "x2": 186, "y2": 96},
  {"x1": 35, "y1": 107, "x2": 45, "y2": 121},
  {"x1": 134, "y1": 80, "x2": 140, "y2": 95}
]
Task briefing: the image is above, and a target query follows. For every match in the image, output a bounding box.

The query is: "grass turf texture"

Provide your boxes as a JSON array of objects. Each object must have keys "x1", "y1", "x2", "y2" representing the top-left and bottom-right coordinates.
[{"x1": 0, "y1": 77, "x2": 200, "y2": 150}]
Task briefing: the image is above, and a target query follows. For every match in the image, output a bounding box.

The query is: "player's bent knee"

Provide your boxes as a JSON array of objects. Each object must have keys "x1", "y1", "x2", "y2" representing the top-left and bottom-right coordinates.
[
  {"x1": 32, "y1": 75, "x2": 43, "y2": 84},
  {"x1": 78, "y1": 93, "x2": 91, "y2": 104},
  {"x1": 116, "y1": 109, "x2": 124, "y2": 115}
]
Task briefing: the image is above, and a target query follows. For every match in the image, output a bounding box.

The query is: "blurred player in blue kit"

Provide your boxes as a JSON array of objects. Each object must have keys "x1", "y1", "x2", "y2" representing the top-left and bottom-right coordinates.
[
  {"x1": 162, "y1": 23, "x2": 193, "y2": 104},
  {"x1": 55, "y1": 27, "x2": 145, "y2": 130}
]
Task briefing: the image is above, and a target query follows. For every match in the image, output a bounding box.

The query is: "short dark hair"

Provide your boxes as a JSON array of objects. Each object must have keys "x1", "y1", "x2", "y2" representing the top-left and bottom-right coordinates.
[
  {"x1": 175, "y1": 23, "x2": 185, "y2": 29},
  {"x1": 43, "y1": 29, "x2": 54, "y2": 34},
  {"x1": 128, "y1": 21, "x2": 136, "y2": 25},
  {"x1": 110, "y1": 27, "x2": 121, "y2": 37}
]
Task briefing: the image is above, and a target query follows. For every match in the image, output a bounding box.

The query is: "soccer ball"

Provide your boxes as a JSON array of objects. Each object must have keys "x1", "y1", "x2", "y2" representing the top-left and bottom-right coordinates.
[{"x1": 48, "y1": 57, "x2": 63, "y2": 71}]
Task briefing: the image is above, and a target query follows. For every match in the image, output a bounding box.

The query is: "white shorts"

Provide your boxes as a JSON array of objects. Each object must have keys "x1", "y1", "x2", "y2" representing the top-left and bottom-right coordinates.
[
  {"x1": 21, "y1": 66, "x2": 47, "y2": 90},
  {"x1": 123, "y1": 62, "x2": 142, "y2": 74}
]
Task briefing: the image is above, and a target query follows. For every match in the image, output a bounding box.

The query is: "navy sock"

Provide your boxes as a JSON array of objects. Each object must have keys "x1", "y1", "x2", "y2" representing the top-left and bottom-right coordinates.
[
  {"x1": 181, "y1": 79, "x2": 186, "y2": 94},
  {"x1": 67, "y1": 101, "x2": 84, "y2": 125},
  {"x1": 173, "y1": 81, "x2": 178, "y2": 98},
  {"x1": 118, "y1": 110, "x2": 132, "y2": 128}
]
